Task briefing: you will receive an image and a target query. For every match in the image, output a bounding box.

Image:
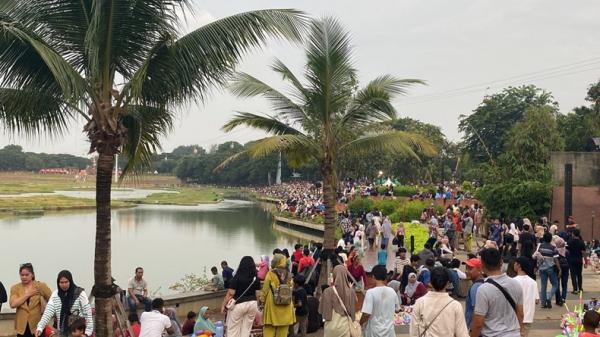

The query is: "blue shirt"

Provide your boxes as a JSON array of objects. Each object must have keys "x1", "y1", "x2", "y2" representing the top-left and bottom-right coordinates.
[
  {"x1": 465, "y1": 280, "x2": 483, "y2": 329},
  {"x1": 417, "y1": 269, "x2": 430, "y2": 286},
  {"x1": 222, "y1": 266, "x2": 234, "y2": 288},
  {"x1": 377, "y1": 250, "x2": 387, "y2": 266}
]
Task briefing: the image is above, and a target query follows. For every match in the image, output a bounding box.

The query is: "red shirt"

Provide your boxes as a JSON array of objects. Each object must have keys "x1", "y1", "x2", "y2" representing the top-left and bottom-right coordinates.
[
  {"x1": 292, "y1": 250, "x2": 304, "y2": 263},
  {"x1": 126, "y1": 323, "x2": 140, "y2": 337},
  {"x1": 297, "y1": 256, "x2": 315, "y2": 273}
]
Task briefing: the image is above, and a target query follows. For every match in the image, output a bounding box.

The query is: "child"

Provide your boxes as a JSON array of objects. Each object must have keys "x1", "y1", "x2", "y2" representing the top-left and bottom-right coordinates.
[
  {"x1": 377, "y1": 243, "x2": 387, "y2": 266},
  {"x1": 204, "y1": 267, "x2": 224, "y2": 291},
  {"x1": 127, "y1": 313, "x2": 141, "y2": 337},
  {"x1": 393, "y1": 248, "x2": 410, "y2": 281},
  {"x1": 181, "y1": 311, "x2": 197, "y2": 336},
  {"x1": 291, "y1": 274, "x2": 308, "y2": 337},
  {"x1": 69, "y1": 317, "x2": 87, "y2": 337},
  {"x1": 581, "y1": 310, "x2": 600, "y2": 337}
]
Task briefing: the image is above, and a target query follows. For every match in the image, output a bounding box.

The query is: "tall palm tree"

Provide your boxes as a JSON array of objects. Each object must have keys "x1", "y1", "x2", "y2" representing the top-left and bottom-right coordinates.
[
  {"x1": 0, "y1": 1, "x2": 305, "y2": 336},
  {"x1": 219, "y1": 17, "x2": 437, "y2": 264}
]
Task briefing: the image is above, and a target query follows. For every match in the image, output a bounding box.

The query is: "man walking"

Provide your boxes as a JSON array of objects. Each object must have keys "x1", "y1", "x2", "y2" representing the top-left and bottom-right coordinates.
[
  {"x1": 360, "y1": 265, "x2": 401, "y2": 337},
  {"x1": 470, "y1": 248, "x2": 524, "y2": 337},
  {"x1": 128, "y1": 267, "x2": 152, "y2": 314},
  {"x1": 464, "y1": 258, "x2": 484, "y2": 331},
  {"x1": 410, "y1": 267, "x2": 468, "y2": 337},
  {"x1": 513, "y1": 257, "x2": 538, "y2": 336},
  {"x1": 536, "y1": 233, "x2": 561, "y2": 308},
  {"x1": 463, "y1": 212, "x2": 474, "y2": 252}
]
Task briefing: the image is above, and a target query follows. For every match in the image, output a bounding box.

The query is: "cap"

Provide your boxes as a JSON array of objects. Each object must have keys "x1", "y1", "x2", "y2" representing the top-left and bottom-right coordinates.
[{"x1": 463, "y1": 258, "x2": 482, "y2": 268}]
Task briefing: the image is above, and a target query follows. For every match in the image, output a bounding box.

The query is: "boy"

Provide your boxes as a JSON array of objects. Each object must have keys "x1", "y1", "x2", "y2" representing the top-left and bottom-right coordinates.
[
  {"x1": 360, "y1": 265, "x2": 401, "y2": 337},
  {"x1": 69, "y1": 317, "x2": 87, "y2": 337},
  {"x1": 181, "y1": 311, "x2": 197, "y2": 336},
  {"x1": 204, "y1": 267, "x2": 224, "y2": 291},
  {"x1": 378, "y1": 244, "x2": 388, "y2": 266},
  {"x1": 580, "y1": 310, "x2": 600, "y2": 337},
  {"x1": 513, "y1": 257, "x2": 539, "y2": 336},
  {"x1": 291, "y1": 274, "x2": 308, "y2": 337}
]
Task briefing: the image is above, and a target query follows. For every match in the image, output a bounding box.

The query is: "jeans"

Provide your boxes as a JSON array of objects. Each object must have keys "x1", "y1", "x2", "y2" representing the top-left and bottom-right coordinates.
[
  {"x1": 127, "y1": 294, "x2": 152, "y2": 314},
  {"x1": 382, "y1": 237, "x2": 389, "y2": 249},
  {"x1": 555, "y1": 267, "x2": 569, "y2": 303},
  {"x1": 540, "y1": 267, "x2": 558, "y2": 304},
  {"x1": 570, "y1": 261, "x2": 583, "y2": 292}
]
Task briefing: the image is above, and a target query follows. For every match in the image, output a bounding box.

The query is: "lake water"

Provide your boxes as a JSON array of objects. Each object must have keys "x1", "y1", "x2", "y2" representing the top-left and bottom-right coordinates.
[{"x1": 0, "y1": 200, "x2": 307, "y2": 310}]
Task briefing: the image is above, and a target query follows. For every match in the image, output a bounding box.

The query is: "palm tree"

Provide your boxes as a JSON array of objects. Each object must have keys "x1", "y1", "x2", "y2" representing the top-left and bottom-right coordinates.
[
  {"x1": 0, "y1": 1, "x2": 305, "y2": 336},
  {"x1": 218, "y1": 17, "x2": 437, "y2": 266}
]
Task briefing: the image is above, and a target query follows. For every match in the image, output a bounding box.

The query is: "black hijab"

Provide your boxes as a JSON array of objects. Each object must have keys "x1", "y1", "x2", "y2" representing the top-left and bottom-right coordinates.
[{"x1": 56, "y1": 270, "x2": 81, "y2": 332}]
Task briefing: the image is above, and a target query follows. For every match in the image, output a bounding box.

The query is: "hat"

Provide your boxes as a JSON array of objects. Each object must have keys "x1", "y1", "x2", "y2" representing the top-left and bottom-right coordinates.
[{"x1": 463, "y1": 258, "x2": 482, "y2": 268}]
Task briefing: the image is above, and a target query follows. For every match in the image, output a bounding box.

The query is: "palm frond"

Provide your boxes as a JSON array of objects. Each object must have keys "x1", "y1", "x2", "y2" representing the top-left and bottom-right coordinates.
[
  {"x1": 0, "y1": 12, "x2": 88, "y2": 100},
  {"x1": 0, "y1": 87, "x2": 74, "y2": 136},
  {"x1": 246, "y1": 134, "x2": 317, "y2": 159},
  {"x1": 222, "y1": 112, "x2": 303, "y2": 135},
  {"x1": 305, "y1": 17, "x2": 356, "y2": 121},
  {"x1": 229, "y1": 72, "x2": 307, "y2": 122},
  {"x1": 136, "y1": 9, "x2": 307, "y2": 106},
  {"x1": 340, "y1": 131, "x2": 437, "y2": 161},
  {"x1": 270, "y1": 58, "x2": 308, "y2": 101},
  {"x1": 213, "y1": 150, "x2": 249, "y2": 173},
  {"x1": 120, "y1": 104, "x2": 174, "y2": 177},
  {"x1": 341, "y1": 76, "x2": 425, "y2": 127}
]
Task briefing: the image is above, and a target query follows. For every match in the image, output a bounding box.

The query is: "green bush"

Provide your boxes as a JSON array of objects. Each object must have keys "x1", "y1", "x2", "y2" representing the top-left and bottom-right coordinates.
[
  {"x1": 377, "y1": 186, "x2": 389, "y2": 195},
  {"x1": 389, "y1": 212, "x2": 401, "y2": 223},
  {"x1": 347, "y1": 198, "x2": 375, "y2": 214},
  {"x1": 404, "y1": 222, "x2": 430, "y2": 251},
  {"x1": 476, "y1": 180, "x2": 551, "y2": 220},
  {"x1": 372, "y1": 199, "x2": 398, "y2": 216},
  {"x1": 392, "y1": 185, "x2": 419, "y2": 197}
]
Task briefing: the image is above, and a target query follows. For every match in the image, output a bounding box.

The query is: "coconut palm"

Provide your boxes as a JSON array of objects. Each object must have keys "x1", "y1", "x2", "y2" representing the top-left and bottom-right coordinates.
[
  {"x1": 0, "y1": 1, "x2": 305, "y2": 336},
  {"x1": 219, "y1": 17, "x2": 437, "y2": 262}
]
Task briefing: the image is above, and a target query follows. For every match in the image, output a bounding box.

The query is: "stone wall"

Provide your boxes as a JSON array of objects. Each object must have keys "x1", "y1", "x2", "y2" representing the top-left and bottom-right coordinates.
[{"x1": 551, "y1": 152, "x2": 600, "y2": 186}]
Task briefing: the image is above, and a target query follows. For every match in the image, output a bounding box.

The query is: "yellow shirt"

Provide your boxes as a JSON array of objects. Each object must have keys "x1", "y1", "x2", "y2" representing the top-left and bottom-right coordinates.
[{"x1": 10, "y1": 281, "x2": 52, "y2": 335}]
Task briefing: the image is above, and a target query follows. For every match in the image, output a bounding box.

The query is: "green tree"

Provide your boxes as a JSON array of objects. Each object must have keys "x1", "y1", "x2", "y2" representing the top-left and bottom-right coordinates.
[
  {"x1": 459, "y1": 85, "x2": 557, "y2": 163},
  {"x1": 218, "y1": 17, "x2": 436, "y2": 266},
  {"x1": 558, "y1": 79, "x2": 600, "y2": 151},
  {"x1": 0, "y1": 2, "x2": 305, "y2": 335},
  {"x1": 477, "y1": 106, "x2": 564, "y2": 219}
]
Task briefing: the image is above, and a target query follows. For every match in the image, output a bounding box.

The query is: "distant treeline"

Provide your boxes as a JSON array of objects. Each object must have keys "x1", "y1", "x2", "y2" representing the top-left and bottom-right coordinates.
[{"x1": 0, "y1": 145, "x2": 90, "y2": 171}]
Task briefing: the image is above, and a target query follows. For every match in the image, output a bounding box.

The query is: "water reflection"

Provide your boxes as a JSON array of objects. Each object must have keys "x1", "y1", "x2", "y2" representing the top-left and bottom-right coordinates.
[{"x1": 0, "y1": 201, "x2": 309, "y2": 305}]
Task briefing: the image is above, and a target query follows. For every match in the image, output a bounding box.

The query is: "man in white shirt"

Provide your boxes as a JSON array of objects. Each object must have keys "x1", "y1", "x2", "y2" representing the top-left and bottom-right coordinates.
[
  {"x1": 409, "y1": 267, "x2": 469, "y2": 337},
  {"x1": 513, "y1": 257, "x2": 539, "y2": 336},
  {"x1": 139, "y1": 298, "x2": 175, "y2": 337},
  {"x1": 360, "y1": 265, "x2": 401, "y2": 337}
]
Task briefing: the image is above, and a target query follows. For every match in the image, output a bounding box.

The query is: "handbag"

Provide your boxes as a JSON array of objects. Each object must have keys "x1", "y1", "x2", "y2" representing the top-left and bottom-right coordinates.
[
  {"x1": 225, "y1": 277, "x2": 256, "y2": 310},
  {"x1": 331, "y1": 286, "x2": 362, "y2": 337}
]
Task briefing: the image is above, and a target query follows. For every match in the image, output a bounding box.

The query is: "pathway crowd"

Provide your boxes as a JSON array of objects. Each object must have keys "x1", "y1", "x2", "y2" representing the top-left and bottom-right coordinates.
[{"x1": 2, "y1": 200, "x2": 597, "y2": 337}]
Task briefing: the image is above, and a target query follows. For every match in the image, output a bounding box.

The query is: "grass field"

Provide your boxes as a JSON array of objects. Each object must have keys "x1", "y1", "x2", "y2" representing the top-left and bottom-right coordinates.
[
  {"x1": 0, "y1": 172, "x2": 181, "y2": 194},
  {"x1": 0, "y1": 195, "x2": 131, "y2": 212},
  {"x1": 135, "y1": 187, "x2": 229, "y2": 205}
]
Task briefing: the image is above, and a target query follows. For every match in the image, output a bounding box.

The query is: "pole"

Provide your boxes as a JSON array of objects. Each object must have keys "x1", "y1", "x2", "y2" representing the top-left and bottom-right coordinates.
[
  {"x1": 276, "y1": 151, "x2": 282, "y2": 185},
  {"x1": 593, "y1": 211, "x2": 596, "y2": 240},
  {"x1": 114, "y1": 154, "x2": 118, "y2": 183}
]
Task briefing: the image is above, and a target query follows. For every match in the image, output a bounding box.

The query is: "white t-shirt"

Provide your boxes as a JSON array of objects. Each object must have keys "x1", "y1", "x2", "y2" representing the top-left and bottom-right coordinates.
[
  {"x1": 513, "y1": 275, "x2": 539, "y2": 323},
  {"x1": 139, "y1": 310, "x2": 172, "y2": 337},
  {"x1": 362, "y1": 286, "x2": 400, "y2": 337}
]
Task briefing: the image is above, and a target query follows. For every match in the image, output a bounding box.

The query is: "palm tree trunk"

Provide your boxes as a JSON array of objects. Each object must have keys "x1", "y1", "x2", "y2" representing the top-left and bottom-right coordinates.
[
  {"x1": 319, "y1": 155, "x2": 338, "y2": 285},
  {"x1": 95, "y1": 151, "x2": 115, "y2": 337}
]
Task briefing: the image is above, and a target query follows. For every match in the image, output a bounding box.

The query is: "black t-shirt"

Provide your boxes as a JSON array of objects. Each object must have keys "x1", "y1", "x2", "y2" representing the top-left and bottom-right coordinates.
[
  {"x1": 228, "y1": 275, "x2": 260, "y2": 304},
  {"x1": 567, "y1": 238, "x2": 586, "y2": 263},
  {"x1": 293, "y1": 287, "x2": 308, "y2": 316}
]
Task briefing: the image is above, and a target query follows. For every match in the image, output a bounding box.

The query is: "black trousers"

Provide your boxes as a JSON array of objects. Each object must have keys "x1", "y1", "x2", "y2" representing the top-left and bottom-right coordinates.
[
  {"x1": 570, "y1": 261, "x2": 583, "y2": 292},
  {"x1": 18, "y1": 324, "x2": 35, "y2": 337}
]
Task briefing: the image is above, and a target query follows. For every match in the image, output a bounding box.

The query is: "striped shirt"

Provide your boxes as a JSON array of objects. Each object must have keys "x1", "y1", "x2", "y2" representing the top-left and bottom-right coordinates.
[{"x1": 36, "y1": 289, "x2": 93, "y2": 336}]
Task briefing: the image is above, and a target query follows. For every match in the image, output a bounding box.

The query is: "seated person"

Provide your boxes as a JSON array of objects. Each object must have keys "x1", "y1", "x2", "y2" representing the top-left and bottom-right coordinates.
[
  {"x1": 193, "y1": 307, "x2": 216, "y2": 335},
  {"x1": 127, "y1": 267, "x2": 152, "y2": 314},
  {"x1": 401, "y1": 272, "x2": 427, "y2": 305},
  {"x1": 204, "y1": 267, "x2": 224, "y2": 291},
  {"x1": 180, "y1": 311, "x2": 197, "y2": 336}
]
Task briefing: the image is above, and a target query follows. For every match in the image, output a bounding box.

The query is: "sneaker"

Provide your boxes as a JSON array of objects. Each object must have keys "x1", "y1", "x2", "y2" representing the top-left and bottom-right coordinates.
[
  {"x1": 546, "y1": 300, "x2": 552, "y2": 309},
  {"x1": 572, "y1": 290, "x2": 579, "y2": 294}
]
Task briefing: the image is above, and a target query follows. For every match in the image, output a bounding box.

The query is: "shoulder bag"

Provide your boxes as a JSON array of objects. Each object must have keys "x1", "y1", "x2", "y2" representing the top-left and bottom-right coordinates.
[
  {"x1": 485, "y1": 279, "x2": 517, "y2": 314},
  {"x1": 225, "y1": 277, "x2": 256, "y2": 310},
  {"x1": 417, "y1": 299, "x2": 453, "y2": 337},
  {"x1": 331, "y1": 286, "x2": 362, "y2": 337}
]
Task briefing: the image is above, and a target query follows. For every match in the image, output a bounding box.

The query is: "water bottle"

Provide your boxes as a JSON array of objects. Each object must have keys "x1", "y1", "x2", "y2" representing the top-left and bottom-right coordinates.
[{"x1": 215, "y1": 321, "x2": 224, "y2": 337}]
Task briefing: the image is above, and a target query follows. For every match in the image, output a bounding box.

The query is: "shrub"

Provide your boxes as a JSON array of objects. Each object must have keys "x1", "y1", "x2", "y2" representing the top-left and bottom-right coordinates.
[
  {"x1": 392, "y1": 185, "x2": 420, "y2": 197},
  {"x1": 372, "y1": 199, "x2": 398, "y2": 216},
  {"x1": 404, "y1": 222, "x2": 430, "y2": 251},
  {"x1": 377, "y1": 186, "x2": 389, "y2": 195},
  {"x1": 347, "y1": 198, "x2": 375, "y2": 214}
]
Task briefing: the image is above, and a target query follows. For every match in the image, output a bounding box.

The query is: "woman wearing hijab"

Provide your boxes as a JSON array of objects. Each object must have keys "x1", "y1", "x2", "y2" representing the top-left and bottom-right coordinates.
[
  {"x1": 401, "y1": 273, "x2": 427, "y2": 305},
  {"x1": 257, "y1": 255, "x2": 270, "y2": 281},
  {"x1": 193, "y1": 307, "x2": 215, "y2": 335},
  {"x1": 553, "y1": 235, "x2": 570, "y2": 306},
  {"x1": 387, "y1": 280, "x2": 402, "y2": 306},
  {"x1": 164, "y1": 308, "x2": 182, "y2": 337},
  {"x1": 260, "y1": 254, "x2": 294, "y2": 337},
  {"x1": 35, "y1": 270, "x2": 93, "y2": 337},
  {"x1": 318, "y1": 265, "x2": 357, "y2": 337}
]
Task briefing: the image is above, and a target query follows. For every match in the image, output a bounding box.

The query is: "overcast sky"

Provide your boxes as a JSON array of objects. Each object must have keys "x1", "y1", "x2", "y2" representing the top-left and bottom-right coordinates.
[{"x1": 2, "y1": 0, "x2": 600, "y2": 156}]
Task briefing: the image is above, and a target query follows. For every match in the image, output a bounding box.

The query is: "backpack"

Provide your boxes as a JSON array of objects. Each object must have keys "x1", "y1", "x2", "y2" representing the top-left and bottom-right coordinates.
[
  {"x1": 558, "y1": 254, "x2": 569, "y2": 271},
  {"x1": 271, "y1": 269, "x2": 292, "y2": 305}
]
